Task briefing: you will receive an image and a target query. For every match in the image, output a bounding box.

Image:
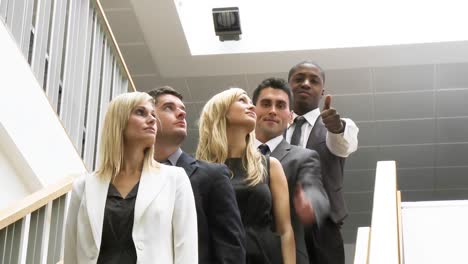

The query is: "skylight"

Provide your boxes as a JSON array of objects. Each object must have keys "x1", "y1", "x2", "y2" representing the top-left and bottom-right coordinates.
[{"x1": 174, "y1": 0, "x2": 468, "y2": 56}]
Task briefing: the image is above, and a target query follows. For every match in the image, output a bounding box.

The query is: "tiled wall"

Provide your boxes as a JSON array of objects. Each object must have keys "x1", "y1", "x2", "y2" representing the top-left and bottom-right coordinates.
[{"x1": 135, "y1": 63, "x2": 468, "y2": 242}]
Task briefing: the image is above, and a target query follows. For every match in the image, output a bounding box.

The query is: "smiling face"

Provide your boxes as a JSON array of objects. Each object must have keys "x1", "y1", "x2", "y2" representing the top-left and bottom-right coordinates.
[
  {"x1": 154, "y1": 94, "x2": 187, "y2": 145},
  {"x1": 288, "y1": 63, "x2": 325, "y2": 115},
  {"x1": 254, "y1": 87, "x2": 293, "y2": 142},
  {"x1": 226, "y1": 93, "x2": 257, "y2": 133},
  {"x1": 124, "y1": 100, "x2": 157, "y2": 148}
]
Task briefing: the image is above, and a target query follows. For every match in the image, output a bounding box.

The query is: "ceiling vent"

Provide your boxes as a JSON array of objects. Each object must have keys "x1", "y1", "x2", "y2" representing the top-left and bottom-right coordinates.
[{"x1": 212, "y1": 7, "x2": 241, "y2": 41}]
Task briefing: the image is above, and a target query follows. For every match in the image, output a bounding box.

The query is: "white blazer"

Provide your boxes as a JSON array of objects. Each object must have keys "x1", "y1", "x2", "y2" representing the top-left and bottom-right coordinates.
[{"x1": 64, "y1": 164, "x2": 198, "y2": 264}]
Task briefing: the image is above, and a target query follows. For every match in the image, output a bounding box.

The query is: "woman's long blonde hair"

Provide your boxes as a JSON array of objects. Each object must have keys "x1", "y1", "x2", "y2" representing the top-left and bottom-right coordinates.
[
  {"x1": 95, "y1": 92, "x2": 157, "y2": 180},
  {"x1": 196, "y1": 88, "x2": 265, "y2": 186}
]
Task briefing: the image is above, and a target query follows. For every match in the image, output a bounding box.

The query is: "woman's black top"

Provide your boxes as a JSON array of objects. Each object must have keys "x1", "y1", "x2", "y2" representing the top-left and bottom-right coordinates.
[
  {"x1": 97, "y1": 182, "x2": 140, "y2": 264},
  {"x1": 225, "y1": 157, "x2": 282, "y2": 264}
]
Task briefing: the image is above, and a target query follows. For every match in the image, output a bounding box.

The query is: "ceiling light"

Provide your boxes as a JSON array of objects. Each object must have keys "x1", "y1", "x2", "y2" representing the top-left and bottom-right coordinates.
[{"x1": 212, "y1": 7, "x2": 241, "y2": 41}]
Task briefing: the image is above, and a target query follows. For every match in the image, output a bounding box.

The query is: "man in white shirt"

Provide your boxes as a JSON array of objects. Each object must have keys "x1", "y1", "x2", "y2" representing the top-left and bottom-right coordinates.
[
  {"x1": 253, "y1": 77, "x2": 330, "y2": 264},
  {"x1": 287, "y1": 61, "x2": 359, "y2": 264}
]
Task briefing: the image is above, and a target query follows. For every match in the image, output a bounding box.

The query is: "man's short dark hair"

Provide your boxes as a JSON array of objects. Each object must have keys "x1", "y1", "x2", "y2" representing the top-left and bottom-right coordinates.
[
  {"x1": 252, "y1": 77, "x2": 293, "y2": 110},
  {"x1": 287, "y1": 60, "x2": 326, "y2": 84},
  {"x1": 147, "y1": 86, "x2": 183, "y2": 104}
]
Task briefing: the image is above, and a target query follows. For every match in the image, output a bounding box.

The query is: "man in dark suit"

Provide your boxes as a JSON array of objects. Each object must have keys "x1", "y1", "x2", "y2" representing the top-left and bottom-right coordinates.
[
  {"x1": 148, "y1": 87, "x2": 246, "y2": 264},
  {"x1": 252, "y1": 77, "x2": 330, "y2": 264},
  {"x1": 287, "y1": 61, "x2": 359, "y2": 264}
]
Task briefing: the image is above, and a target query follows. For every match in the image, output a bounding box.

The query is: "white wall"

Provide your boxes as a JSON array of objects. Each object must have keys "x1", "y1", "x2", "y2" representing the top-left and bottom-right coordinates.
[
  {"x1": 402, "y1": 200, "x2": 468, "y2": 264},
  {"x1": 0, "y1": 126, "x2": 31, "y2": 209},
  {"x1": 0, "y1": 21, "x2": 87, "y2": 209}
]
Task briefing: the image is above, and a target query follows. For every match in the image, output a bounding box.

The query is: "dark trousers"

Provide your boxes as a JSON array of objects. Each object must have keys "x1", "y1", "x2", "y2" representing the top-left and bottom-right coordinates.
[{"x1": 305, "y1": 218, "x2": 345, "y2": 264}]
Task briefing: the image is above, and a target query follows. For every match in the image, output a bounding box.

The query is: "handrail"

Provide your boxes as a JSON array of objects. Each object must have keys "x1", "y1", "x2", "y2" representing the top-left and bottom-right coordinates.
[
  {"x1": 92, "y1": 0, "x2": 137, "y2": 92},
  {"x1": 396, "y1": 191, "x2": 403, "y2": 264},
  {"x1": 367, "y1": 161, "x2": 400, "y2": 264},
  {"x1": 353, "y1": 227, "x2": 371, "y2": 264},
  {"x1": 0, "y1": 175, "x2": 75, "y2": 230}
]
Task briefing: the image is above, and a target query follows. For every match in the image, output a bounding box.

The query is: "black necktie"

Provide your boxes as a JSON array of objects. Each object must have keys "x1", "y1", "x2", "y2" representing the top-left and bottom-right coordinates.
[
  {"x1": 290, "y1": 116, "x2": 307, "y2": 146},
  {"x1": 258, "y1": 144, "x2": 270, "y2": 156}
]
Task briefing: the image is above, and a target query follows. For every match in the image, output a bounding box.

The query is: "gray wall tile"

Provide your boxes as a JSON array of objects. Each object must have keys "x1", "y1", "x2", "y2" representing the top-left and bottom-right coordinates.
[
  {"x1": 329, "y1": 94, "x2": 373, "y2": 122},
  {"x1": 346, "y1": 147, "x2": 379, "y2": 170},
  {"x1": 433, "y1": 189, "x2": 468, "y2": 200},
  {"x1": 184, "y1": 102, "x2": 204, "y2": 129},
  {"x1": 437, "y1": 63, "x2": 468, "y2": 89},
  {"x1": 436, "y1": 143, "x2": 468, "y2": 167},
  {"x1": 378, "y1": 145, "x2": 435, "y2": 168},
  {"x1": 398, "y1": 168, "x2": 435, "y2": 190},
  {"x1": 437, "y1": 117, "x2": 468, "y2": 143},
  {"x1": 181, "y1": 129, "x2": 199, "y2": 155},
  {"x1": 186, "y1": 75, "x2": 248, "y2": 101},
  {"x1": 325, "y1": 68, "x2": 372, "y2": 95},
  {"x1": 344, "y1": 170, "x2": 376, "y2": 192},
  {"x1": 436, "y1": 89, "x2": 468, "y2": 117},
  {"x1": 342, "y1": 230, "x2": 358, "y2": 244},
  {"x1": 375, "y1": 91, "x2": 434, "y2": 120},
  {"x1": 133, "y1": 75, "x2": 159, "y2": 91},
  {"x1": 373, "y1": 65, "x2": 434, "y2": 92},
  {"x1": 342, "y1": 212, "x2": 372, "y2": 231},
  {"x1": 344, "y1": 192, "x2": 373, "y2": 213},
  {"x1": 401, "y1": 190, "x2": 434, "y2": 201},
  {"x1": 435, "y1": 167, "x2": 468, "y2": 189},
  {"x1": 375, "y1": 119, "x2": 435, "y2": 145},
  {"x1": 355, "y1": 122, "x2": 377, "y2": 147}
]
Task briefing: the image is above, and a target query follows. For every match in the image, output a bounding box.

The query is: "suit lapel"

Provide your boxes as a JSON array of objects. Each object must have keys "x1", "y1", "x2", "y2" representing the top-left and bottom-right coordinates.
[
  {"x1": 271, "y1": 139, "x2": 291, "y2": 162},
  {"x1": 175, "y1": 152, "x2": 198, "y2": 178},
  {"x1": 134, "y1": 165, "x2": 168, "y2": 223},
  {"x1": 85, "y1": 174, "x2": 110, "y2": 249}
]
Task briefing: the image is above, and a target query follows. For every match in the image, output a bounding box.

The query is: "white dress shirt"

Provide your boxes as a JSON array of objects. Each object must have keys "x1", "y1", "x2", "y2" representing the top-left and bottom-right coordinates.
[
  {"x1": 286, "y1": 108, "x2": 359, "y2": 158},
  {"x1": 254, "y1": 135, "x2": 284, "y2": 153}
]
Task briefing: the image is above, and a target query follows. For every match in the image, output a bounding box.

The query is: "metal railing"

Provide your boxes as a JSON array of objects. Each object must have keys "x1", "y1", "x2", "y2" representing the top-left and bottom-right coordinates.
[
  {"x1": 0, "y1": 176, "x2": 74, "y2": 264},
  {"x1": 0, "y1": 0, "x2": 136, "y2": 172},
  {"x1": 0, "y1": 0, "x2": 137, "y2": 262}
]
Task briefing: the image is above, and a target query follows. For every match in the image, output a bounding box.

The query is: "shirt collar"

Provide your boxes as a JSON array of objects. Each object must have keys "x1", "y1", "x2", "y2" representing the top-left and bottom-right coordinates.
[
  {"x1": 302, "y1": 108, "x2": 321, "y2": 126},
  {"x1": 254, "y1": 135, "x2": 284, "y2": 153},
  {"x1": 167, "y1": 147, "x2": 183, "y2": 166}
]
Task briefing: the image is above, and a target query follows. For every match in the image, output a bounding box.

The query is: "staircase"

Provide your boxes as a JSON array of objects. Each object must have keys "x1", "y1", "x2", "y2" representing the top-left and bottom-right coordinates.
[
  {"x1": 353, "y1": 161, "x2": 468, "y2": 264},
  {"x1": 0, "y1": 0, "x2": 135, "y2": 262}
]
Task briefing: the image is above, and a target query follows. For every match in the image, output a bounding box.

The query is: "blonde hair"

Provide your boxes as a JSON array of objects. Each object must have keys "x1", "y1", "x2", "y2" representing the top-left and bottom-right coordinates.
[
  {"x1": 95, "y1": 92, "x2": 158, "y2": 180},
  {"x1": 196, "y1": 88, "x2": 265, "y2": 186}
]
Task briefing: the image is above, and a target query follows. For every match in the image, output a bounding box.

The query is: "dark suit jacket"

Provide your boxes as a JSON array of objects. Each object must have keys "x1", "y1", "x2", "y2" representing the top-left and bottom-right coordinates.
[
  {"x1": 303, "y1": 118, "x2": 348, "y2": 264},
  {"x1": 271, "y1": 139, "x2": 330, "y2": 264},
  {"x1": 176, "y1": 152, "x2": 246, "y2": 264},
  {"x1": 306, "y1": 119, "x2": 347, "y2": 223}
]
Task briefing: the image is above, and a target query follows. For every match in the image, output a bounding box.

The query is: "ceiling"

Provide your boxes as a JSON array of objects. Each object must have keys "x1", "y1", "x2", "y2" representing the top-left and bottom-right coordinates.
[{"x1": 100, "y1": 0, "x2": 468, "y2": 244}]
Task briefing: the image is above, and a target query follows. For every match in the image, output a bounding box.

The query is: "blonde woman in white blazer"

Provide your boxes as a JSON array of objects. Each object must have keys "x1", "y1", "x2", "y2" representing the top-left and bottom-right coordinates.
[{"x1": 64, "y1": 92, "x2": 197, "y2": 264}]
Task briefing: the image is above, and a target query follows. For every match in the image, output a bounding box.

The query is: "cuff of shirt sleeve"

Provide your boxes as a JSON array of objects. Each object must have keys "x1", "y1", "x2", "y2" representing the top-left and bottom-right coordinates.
[{"x1": 326, "y1": 118, "x2": 358, "y2": 158}]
